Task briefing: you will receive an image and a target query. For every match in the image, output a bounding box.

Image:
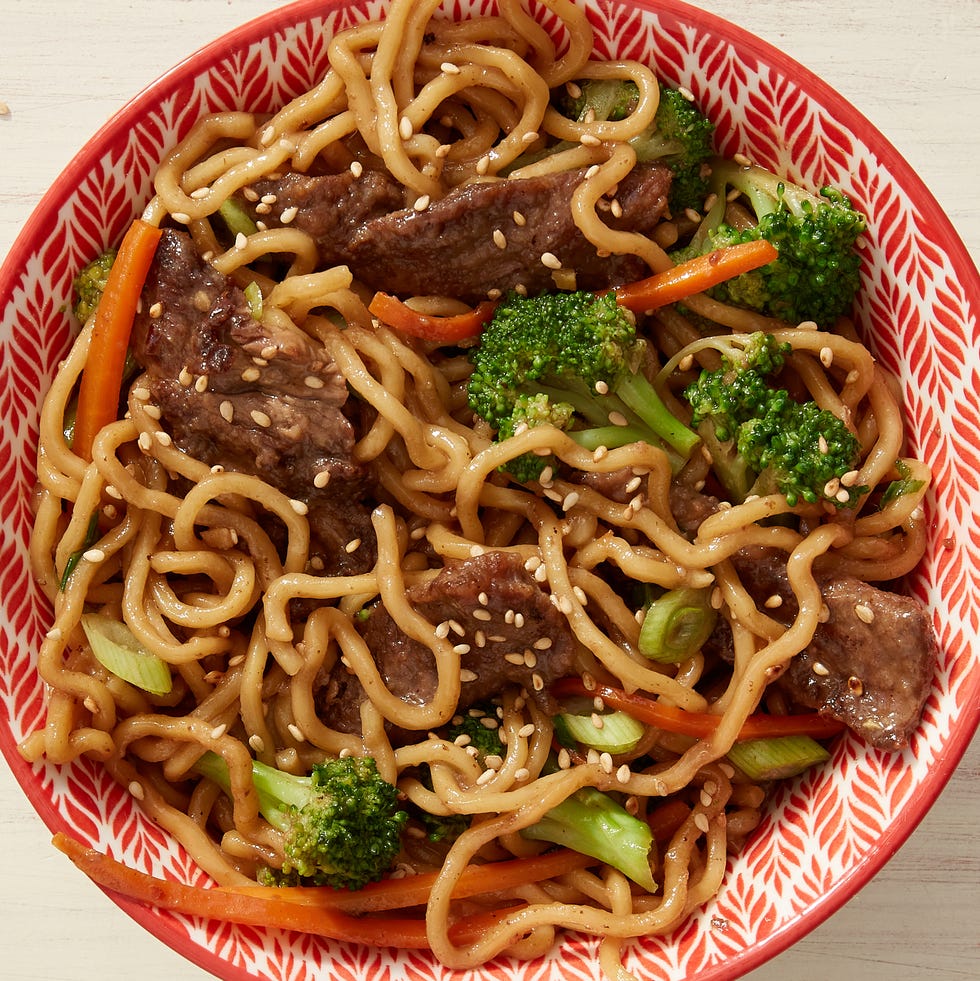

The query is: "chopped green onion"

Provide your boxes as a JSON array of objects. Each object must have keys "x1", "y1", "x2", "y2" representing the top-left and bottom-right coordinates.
[
  {"x1": 244, "y1": 281, "x2": 263, "y2": 320},
  {"x1": 556, "y1": 709, "x2": 646, "y2": 754},
  {"x1": 725, "y1": 734, "x2": 830, "y2": 781},
  {"x1": 58, "y1": 512, "x2": 100, "y2": 591},
  {"x1": 218, "y1": 198, "x2": 258, "y2": 238},
  {"x1": 881, "y1": 459, "x2": 926, "y2": 505},
  {"x1": 80, "y1": 613, "x2": 173, "y2": 696},
  {"x1": 638, "y1": 587, "x2": 717, "y2": 663}
]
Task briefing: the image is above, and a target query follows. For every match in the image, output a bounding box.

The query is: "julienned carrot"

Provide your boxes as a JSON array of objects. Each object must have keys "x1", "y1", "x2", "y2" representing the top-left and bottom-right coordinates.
[
  {"x1": 73, "y1": 218, "x2": 162, "y2": 460},
  {"x1": 552, "y1": 678, "x2": 845, "y2": 742},
  {"x1": 610, "y1": 239, "x2": 779, "y2": 313},
  {"x1": 228, "y1": 847, "x2": 594, "y2": 914},
  {"x1": 52, "y1": 833, "x2": 526, "y2": 949},
  {"x1": 369, "y1": 291, "x2": 497, "y2": 343}
]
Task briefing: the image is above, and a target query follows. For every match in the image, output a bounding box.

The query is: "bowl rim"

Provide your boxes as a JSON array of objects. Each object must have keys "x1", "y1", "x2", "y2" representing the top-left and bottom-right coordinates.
[{"x1": 1, "y1": 1, "x2": 978, "y2": 979}]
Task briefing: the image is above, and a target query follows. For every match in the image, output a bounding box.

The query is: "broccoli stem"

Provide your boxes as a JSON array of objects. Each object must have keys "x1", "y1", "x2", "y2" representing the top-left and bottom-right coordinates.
[
  {"x1": 615, "y1": 370, "x2": 702, "y2": 458},
  {"x1": 522, "y1": 784, "x2": 657, "y2": 893}
]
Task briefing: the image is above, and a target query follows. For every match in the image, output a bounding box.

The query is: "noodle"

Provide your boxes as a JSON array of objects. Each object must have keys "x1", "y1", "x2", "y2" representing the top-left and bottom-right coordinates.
[{"x1": 23, "y1": 1, "x2": 934, "y2": 976}]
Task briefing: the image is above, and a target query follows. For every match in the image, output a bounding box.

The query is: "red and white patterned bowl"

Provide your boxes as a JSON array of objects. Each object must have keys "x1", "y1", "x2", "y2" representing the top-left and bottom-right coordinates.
[{"x1": 1, "y1": 1, "x2": 977, "y2": 979}]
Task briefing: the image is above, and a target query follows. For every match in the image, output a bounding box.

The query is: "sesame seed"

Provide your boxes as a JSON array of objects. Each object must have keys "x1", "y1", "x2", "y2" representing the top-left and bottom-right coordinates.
[
  {"x1": 413, "y1": 194, "x2": 430, "y2": 212},
  {"x1": 616, "y1": 764, "x2": 632, "y2": 784},
  {"x1": 818, "y1": 603, "x2": 831, "y2": 622},
  {"x1": 83, "y1": 547, "x2": 106, "y2": 563},
  {"x1": 678, "y1": 85, "x2": 695, "y2": 102},
  {"x1": 733, "y1": 152, "x2": 752, "y2": 167},
  {"x1": 470, "y1": 544, "x2": 485, "y2": 557},
  {"x1": 476, "y1": 154, "x2": 491, "y2": 175},
  {"x1": 841, "y1": 469, "x2": 861, "y2": 487},
  {"x1": 345, "y1": 538, "x2": 362, "y2": 553},
  {"x1": 847, "y1": 676, "x2": 864, "y2": 696},
  {"x1": 504, "y1": 652, "x2": 525, "y2": 665},
  {"x1": 440, "y1": 61, "x2": 460, "y2": 74},
  {"x1": 210, "y1": 723, "x2": 227, "y2": 739},
  {"x1": 836, "y1": 488, "x2": 851, "y2": 504},
  {"x1": 195, "y1": 374, "x2": 209, "y2": 393},
  {"x1": 610, "y1": 199, "x2": 623, "y2": 219},
  {"x1": 512, "y1": 210, "x2": 526, "y2": 226},
  {"x1": 694, "y1": 812, "x2": 710, "y2": 834},
  {"x1": 607, "y1": 410, "x2": 629, "y2": 427},
  {"x1": 248, "y1": 733, "x2": 266, "y2": 753},
  {"x1": 287, "y1": 723, "x2": 305, "y2": 742},
  {"x1": 812, "y1": 661, "x2": 830, "y2": 676},
  {"x1": 579, "y1": 133, "x2": 601, "y2": 147},
  {"x1": 142, "y1": 404, "x2": 161, "y2": 420},
  {"x1": 459, "y1": 668, "x2": 479, "y2": 682},
  {"x1": 350, "y1": 160, "x2": 363, "y2": 178},
  {"x1": 532, "y1": 637, "x2": 552, "y2": 650},
  {"x1": 435, "y1": 621, "x2": 451, "y2": 639},
  {"x1": 234, "y1": 231, "x2": 249, "y2": 250},
  {"x1": 557, "y1": 748, "x2": 571, "y2": 769},
  {"x1": 764, "y1": 594, "x2": 783, "y2": 609},
  {"x1": 172, "y1": 212, "x2": 191, "y2": 224},
  {"x1": 521, "y1": 130, "x2": 539, "y2": 144},
  {"x1": 540, "y1": 252, "x2": 562, "y2": 269},
  {"x1": 700, "y1": 789, "x2": 714, "y2": 807},
  {"x1": 248, "y1": 409, "x2": 271, "y2": 428},
  {"x1": 128, "y1": 780, "x2": 145, "y2": 800},
  {"x1": 178, "y1": 367, "x2": 193, "y2": 387},
  {"x1": 599, "y1": 752, "x2": 614, "y2": 773},
  {"x1": 514, "y1": 767, "x2": 531, "y2": 781},
  {"x1": 472, "y1": 608, "x2": 492, "y2": 621},
  {"x1": 280, "y1": 206, "x2": 299, "y2": 224},
  {"x1": 523, "y1": 650, "x2": 537, "y2": 668},
  {"x1": 153, "y1": 431, "x2": 172, "y2": 447},
  {"x1": 562, "y1": 491, "x2": 580, "y2": 511},
  {"x1": 476, "y1": 769, "x2": 495, "y2": 786},
  {"x1": 241, "y1": 366, "x2": 261, "y2": 382},
  {"x1": 313, "y1": 469, "x2": 331, "y2": 489},
  {"x1": 854, "y1": 603, "x2": 875, "y2": 624},
  {"x1": 531, "y1": 672, "x2": 544, "y2": 691},
  {"x1": 452, "y1": 643, "x2": 471, "y2": 656},
  {"x1": 289, "y1": 499, "x2": 308, "y2": 516},
  {"x1": 824, "y1": 477, "x2": 841, "y2": 498},
  {"x1": 572, "y1": 585, "x2": 588, "y2": 605},
  {"x1": 492, "y1": 228, "x2": 507, "y2": 249},
  {"x1": 534, "y1": 564, "x2": 548, "y2": 583},
  {"x1": 818, "y1": 435, "x2": 830, "y2": 455},
  {"x1": 591, "y1": 713, "x2": 604, "y2": 730},
  {"x1": 819, "y1": 346, "x2": 834, "y2": 368}
]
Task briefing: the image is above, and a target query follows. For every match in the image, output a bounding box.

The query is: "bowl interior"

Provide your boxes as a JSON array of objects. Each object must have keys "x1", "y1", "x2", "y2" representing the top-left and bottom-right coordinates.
[{"x1": 1, "y1": 1, "x2": 977, "y2": 979}]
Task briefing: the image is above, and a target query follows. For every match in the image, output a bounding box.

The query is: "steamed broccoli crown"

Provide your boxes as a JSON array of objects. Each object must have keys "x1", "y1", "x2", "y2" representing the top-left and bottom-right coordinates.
[
  {"x1": 446, "y1": 708, "x2": 506, "y2": 763},
  {"x1": 558, "y1": 79, "x2": 714, "y2": 213},
  {"x1": 699, "y1": 164, "x2": 867, "y2": 326},
  {"x1": 72, "y1": 249, "x2": 117, "y2": 324},
  {"x1": 279, "y1": 756, "x2": 408, "y2": 890},
  {"x1": 683, "y1": 338, "x2": 863, "y2": 507},
  {"x1": 467, "y1": 289, "x2": 639, "y2": 429}
]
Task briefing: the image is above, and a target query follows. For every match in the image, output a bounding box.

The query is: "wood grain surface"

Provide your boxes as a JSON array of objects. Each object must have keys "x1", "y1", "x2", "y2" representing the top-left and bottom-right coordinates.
[{"x1": 0, "y1": 2, "x2": 976, "y2": 979}]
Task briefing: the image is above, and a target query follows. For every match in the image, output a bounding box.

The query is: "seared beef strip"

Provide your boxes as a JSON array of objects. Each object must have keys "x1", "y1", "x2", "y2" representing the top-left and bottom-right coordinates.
[
  {"x1": 249, "y1": 163, "x2": 673, "y2": 301},
  {"x1": 130, "y1": 228, "x2": 375, "y2": 573},
  {"x1": 709, "y1": 546, "x2": 936, "y2": 750},
  {"x1": 317, "y1": 550, "x2": 577, "y2": 737}
]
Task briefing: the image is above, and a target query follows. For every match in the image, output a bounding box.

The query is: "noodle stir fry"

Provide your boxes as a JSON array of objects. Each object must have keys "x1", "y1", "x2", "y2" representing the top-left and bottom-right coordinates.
[{"x1": 25, "y1": 0, "x2": 937, "y2": 974}]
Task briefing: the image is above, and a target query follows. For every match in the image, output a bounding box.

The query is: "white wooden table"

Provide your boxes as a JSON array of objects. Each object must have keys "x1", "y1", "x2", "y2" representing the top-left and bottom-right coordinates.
[{"x1": 1, "y1": 2, "x2": 977, "y2": 979}]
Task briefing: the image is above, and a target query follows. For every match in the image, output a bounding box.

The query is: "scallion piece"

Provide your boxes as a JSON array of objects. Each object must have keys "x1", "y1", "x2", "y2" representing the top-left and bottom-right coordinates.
[
  {"x1": 556, "y1": 709, "x2": 646, "y2": 754},
  {"x1": 725, "y1": 734, "x2": 830, "y2": 781},
  {"x1": 218, "y1": 198, "x2": 258, "y2": 238},
  {"x1": 80, "y1": 613, "x2": 173, "y2": 696},
  {"x1": 244, "y1": 280, "x2": 263, "y2": 320},
  {"x1": 638, "y1": 587, "x2": 717, "y2": 663}
]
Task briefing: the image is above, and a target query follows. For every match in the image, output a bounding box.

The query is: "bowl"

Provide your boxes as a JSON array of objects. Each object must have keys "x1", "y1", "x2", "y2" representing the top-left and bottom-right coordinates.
[{"x1": 1, "y1": 1, "x2": 977, "y2": 979}]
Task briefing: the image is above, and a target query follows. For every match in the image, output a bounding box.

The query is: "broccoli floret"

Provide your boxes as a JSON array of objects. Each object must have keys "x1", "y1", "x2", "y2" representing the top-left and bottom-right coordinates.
[
  {"x1": 193, "y1": 752, "x2": 407, "y2": 890},
  {"x1": 681, "y1": 331, "x2": 866, "y2": 507},
  {"x1": 522, "y1": 781, "x2": 656, "y2": 893},
  {"x1": 72, "y1": 249, "x2": 117, "y2": 324},
  {"x1": 560, "y1": 79, "x2": 714, "y2": 214},
  {"x1": 446, "y1": 707, "x2": 506, "y2": 762},
  {"x1": 467, "y1": 290, "x2": 700, "y2": 481},
  {"x1": 675, "y1": 158, "x2": 866, "y2": 327}
]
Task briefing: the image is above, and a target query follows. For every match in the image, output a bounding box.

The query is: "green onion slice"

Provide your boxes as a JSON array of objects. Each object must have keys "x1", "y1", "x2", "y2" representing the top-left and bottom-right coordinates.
[
  {"x1": 556, "y1": 709, "x2": 646, "y2": 754},
  {"x1": 725, "y1": 734, "x2": 830, "y2": 781},
  {"x1": 80, "y1": 613, "x2": 173, "y2": 696},
  {"x1": 638, "y1": 587, "x2": 717, "y2": 663}
]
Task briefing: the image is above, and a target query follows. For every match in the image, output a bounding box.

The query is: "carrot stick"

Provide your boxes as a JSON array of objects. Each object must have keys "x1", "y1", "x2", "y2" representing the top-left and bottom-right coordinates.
[
  {"x1": 609, "y1": 239, "x2": 778, "y2": 313},
  {"x1": 552, "y1": 678, "x2": 845, "y2": 741},
  {"x1": 368, "y1": 291, "x2": 497, "y2": 343},
  {"x1": 645, "y1": 799, "x2": 692, "y2": 844},
  {"x1": 52, "y1": 833, "x2": 525, "y2": 949},
  {"x1": 228, "y1": 847, "x2": 594, "y2": 914},
  {"x1": 73, "y1": 218, "x2": 162, "y2": 460}
]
